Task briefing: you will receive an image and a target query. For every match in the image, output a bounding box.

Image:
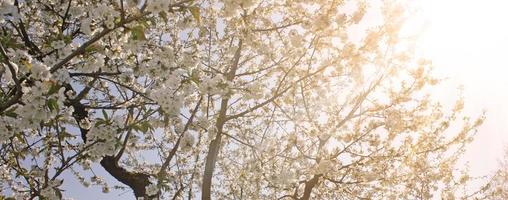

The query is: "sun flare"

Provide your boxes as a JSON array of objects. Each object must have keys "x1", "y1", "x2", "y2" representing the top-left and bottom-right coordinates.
[
  {"x1": 418, "y1": 0, "x2": 508, "y2": 182},
  {"x1": 419, "y1": 0, "x2": 508, "y2": 82}
]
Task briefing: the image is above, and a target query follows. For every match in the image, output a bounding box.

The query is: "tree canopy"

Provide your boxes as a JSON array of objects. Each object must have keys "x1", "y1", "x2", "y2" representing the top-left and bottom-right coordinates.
[{"x1": 0, "y1": 0, "x2": 485, "y2": 199}]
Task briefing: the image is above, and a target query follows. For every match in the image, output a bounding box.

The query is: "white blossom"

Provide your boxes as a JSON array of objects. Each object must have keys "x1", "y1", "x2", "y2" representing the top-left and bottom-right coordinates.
[
  {"x1": 180, "y1": 131, "x2": 196, "y2": 152},
  {"x1": 145, "y1": 183, "x2": 159, "y2": 196}
]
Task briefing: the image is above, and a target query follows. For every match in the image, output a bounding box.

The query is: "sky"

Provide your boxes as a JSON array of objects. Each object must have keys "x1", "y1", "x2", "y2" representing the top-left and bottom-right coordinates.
[{"x1": 417, "y1": 0, "x2": 508, "y2": 179}]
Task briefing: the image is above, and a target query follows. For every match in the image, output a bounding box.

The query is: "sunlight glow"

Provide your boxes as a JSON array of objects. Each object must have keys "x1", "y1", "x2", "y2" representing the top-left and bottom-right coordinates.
[
  {"x1": 418, "y1": 0, "x2": 508, "y2": 179},
  {"x1": 419, "y1": 0, "x2": 508, "y2": 82}
]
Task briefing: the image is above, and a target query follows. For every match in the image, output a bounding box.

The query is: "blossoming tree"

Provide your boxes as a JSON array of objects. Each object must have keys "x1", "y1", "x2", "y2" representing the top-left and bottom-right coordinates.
[
  {"x1": 0, "y1": 0, "x2": 484, "y2": 199},
  {"x1": 475, "y1": 147, "x2": 508, "y2": 199}
]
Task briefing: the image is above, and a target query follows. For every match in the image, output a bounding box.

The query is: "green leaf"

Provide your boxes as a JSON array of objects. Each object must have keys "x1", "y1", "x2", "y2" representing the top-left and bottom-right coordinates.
[
  {"x1": 159, "y1": 11, "x2": 168, "y2": 23},
  {"x1": 15, "y1": 134, "x2": 24, "y2": 143},
  {"x1": 85, "y1": 44, "x2": 99, "y2": 53},
  {"x1": 48, "y1": 98, "x2": 59, "y2": 111},
  {"x1": 3, "y1": 106, "x2": 18, "y2": 118},
  {"x1": 132, "y1": 124, "x2": 142, "y2": 132},
  {"x1": 64, "y1": 35, "x2": 73, "y2": 44},
  {"x1": 0, "y1": 33, "x2": 23, "y2": 49},
  {"x1": 189, "y1": 6, "x2": 201, "y2": 24},
  {"x1": 95, "y1": 119, "x2": 106, "y2": 127},
  {"x1": 164, "y1": 115, "x2": 170, "y2": 127},
  {"x1": 55, "y1": 189, "x2": 63, "y2": 199},
  {"x1": 140, "y1": 123, "x2": 149, "y2": 132},
  {"x1": 47, "y1": 84, "x2": 60, "y2": 95},
  {"x1": 102, "y1": 110, "x2": 109, "y2": 121},
  {"x1": 190, "y1": 69, "x2": 200, "y2": 84},
  {"x1": 131, "y1": 25, "x2": 146, "y2": 41},
  {"x1": 4, "y1": 111, "x2": 17, "y2": 118},
  {"x1": 0, "y1": 195, "x2": 16, "y2": 200},
  {"x1": 58, "y1": 131, "x2": 73, "y2": 139}
]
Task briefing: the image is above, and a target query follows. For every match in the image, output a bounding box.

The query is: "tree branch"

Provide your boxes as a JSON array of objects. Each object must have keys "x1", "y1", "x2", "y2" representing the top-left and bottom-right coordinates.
[
  {"x1": 300, "y1": 175, "x2": 321, "y2": 200},
  {"x1": 202, "y1": 40, "x2": 242, "y2": 200},
  {"x1": 0, "y1": 42, "x2": 22, "y2": 114},
  {"x1": 50, "y1": 12, "x2": 149, "y2": 73}
]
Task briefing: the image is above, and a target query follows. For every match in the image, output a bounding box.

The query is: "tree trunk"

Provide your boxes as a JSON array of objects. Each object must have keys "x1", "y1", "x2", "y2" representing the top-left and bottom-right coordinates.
[
  {"x1": 201, "y1": 136, "x2": 222, "y2": 200},
  {"x1": 69, "y1": 95, "x2": 152, "y2": 199},
  {"x1": 100, "y1": 156, "x2": 152, "y2": 199},
  {"x1": 201, "y1": 40, "x2": 242, "y2": 200},
  {"x1": 301, "y1": 175, "x2": 321, "y2": 200}
]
